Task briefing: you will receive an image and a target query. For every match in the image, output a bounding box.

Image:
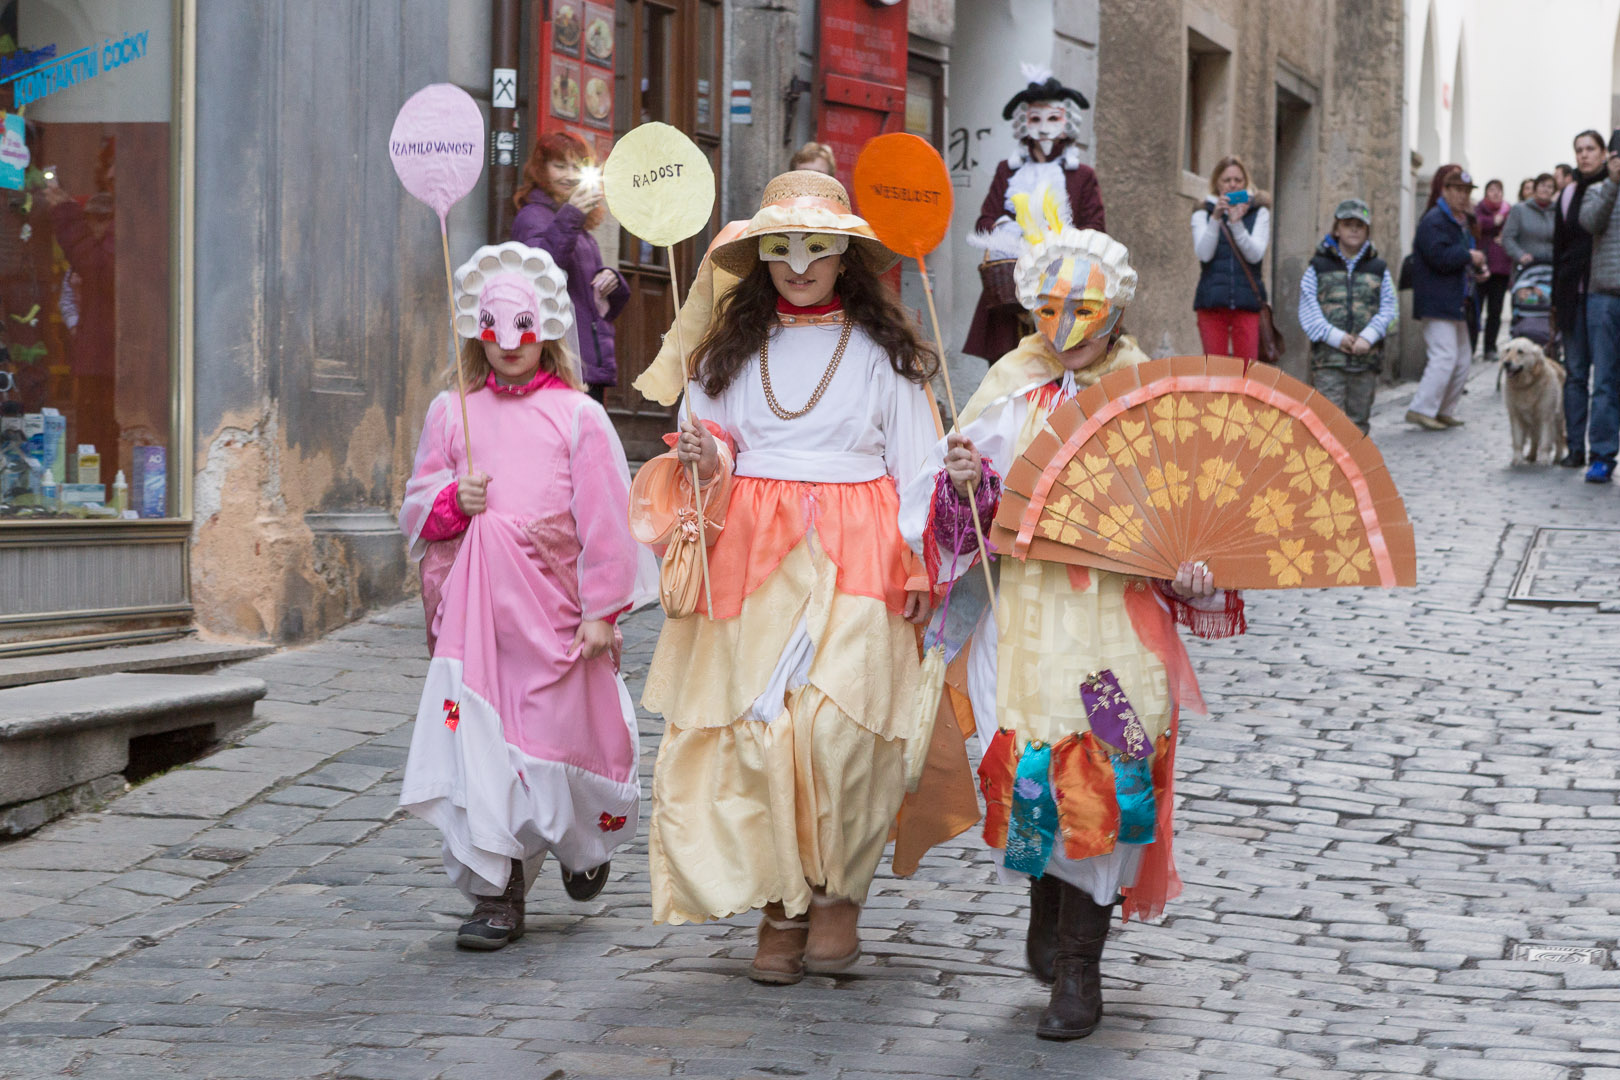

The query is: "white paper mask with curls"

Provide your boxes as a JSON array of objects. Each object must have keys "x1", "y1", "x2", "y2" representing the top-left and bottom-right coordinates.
[
  {"x1": 1007, "y1": 63, "x2": 1086, "y2": 161},
  {"x1": 453, "y1": 242, "x2": 581, "y2": 368},
  {"x1": 1012, "y1": 186, "x2": 1136, "y2": 354}
]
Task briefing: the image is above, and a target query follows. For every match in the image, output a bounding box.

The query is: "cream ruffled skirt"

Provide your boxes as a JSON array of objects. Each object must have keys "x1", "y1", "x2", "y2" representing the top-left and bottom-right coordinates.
[{"x1": 642, "y1": 535, "x2": 922, "y2": 924}]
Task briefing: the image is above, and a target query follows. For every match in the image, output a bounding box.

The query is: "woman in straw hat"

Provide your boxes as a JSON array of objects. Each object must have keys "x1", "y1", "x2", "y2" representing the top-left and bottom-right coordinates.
[{"x1": 629, "y1": 170, "x2": 940, "y2": 983}]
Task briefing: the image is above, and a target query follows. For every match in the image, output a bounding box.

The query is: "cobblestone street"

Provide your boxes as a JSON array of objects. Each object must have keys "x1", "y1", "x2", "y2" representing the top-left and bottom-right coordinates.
[{"x1": 3, "y1": 363, "x2": 1620, "y2": 1080}]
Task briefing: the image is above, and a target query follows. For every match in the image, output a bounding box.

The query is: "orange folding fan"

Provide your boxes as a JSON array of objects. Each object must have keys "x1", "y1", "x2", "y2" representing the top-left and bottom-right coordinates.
[{"x1": 991, "y1": 356, "x2": 1417, "y2": 589}]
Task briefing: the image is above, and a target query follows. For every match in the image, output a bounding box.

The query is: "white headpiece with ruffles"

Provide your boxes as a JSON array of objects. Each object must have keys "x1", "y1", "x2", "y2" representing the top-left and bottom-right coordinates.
[{"x1": 452, "y1": 241, "x2": 574, "y2": 342}]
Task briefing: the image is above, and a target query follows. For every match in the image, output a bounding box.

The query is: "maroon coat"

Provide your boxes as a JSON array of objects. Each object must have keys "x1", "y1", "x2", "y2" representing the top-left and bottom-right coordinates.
[{"x1": 963, "y1": 141, "x2": 1106, "y2": 361}]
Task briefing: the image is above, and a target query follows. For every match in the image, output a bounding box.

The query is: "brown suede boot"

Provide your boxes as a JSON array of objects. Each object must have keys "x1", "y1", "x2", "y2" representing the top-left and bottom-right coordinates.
[
  {"x1": 1035, "y1": 883, "x2": 1114, "y2": 1040},
  {"x1": 749, "y1": 901, "x2": 809, "y2": 985},
  {"x1": 804, "y1": 887, "x2": 861, "y2": 974},
  {"x1": 456, "y1": 858, "x2": 526, "y2": 951}
]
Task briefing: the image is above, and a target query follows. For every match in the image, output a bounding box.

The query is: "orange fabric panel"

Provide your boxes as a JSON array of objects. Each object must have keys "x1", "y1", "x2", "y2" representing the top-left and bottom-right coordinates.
[
  {"x1": 1123, "y1": 725, "x2": 1182, "y2": 922},
  {"x1": 1051, "y1": 733, "x2": 1120, "y2": 862},
  {"x1": 979, "y1": 728, "x2": 1017, "y2": 850},
  {"x1": 630, "y1": 461, "x2": 923, "y2": 620}
]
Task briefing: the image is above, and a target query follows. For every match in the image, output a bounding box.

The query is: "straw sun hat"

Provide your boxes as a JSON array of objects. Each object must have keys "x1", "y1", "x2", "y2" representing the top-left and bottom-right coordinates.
[{"x1": 709, "y1": 169, "x2": 899, "y2": 277}]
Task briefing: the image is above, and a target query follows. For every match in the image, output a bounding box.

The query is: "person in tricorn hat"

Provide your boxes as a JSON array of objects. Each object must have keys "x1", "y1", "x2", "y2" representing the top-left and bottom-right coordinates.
[{"x1": 964, "y1": 62, "x2": 1106, "y2": 362}]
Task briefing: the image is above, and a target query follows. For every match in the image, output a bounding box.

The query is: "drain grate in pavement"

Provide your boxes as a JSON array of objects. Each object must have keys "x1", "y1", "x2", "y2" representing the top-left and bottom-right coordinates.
[
  {"x1": 1508, "y1": 527, "x2": 1620, "y2": 605},
  {"x1": 1510, "y1": 943, "x2": 1609, "y2": 965}
]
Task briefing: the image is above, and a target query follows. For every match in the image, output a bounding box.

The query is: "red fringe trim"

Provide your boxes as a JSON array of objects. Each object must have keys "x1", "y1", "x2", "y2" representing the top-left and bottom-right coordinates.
[{"x1": 1158, "y1": 585, "x2": 1247, "y2": 639}]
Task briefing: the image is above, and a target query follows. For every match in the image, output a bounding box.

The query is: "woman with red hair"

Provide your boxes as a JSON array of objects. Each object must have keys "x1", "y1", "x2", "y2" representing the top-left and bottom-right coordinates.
[{"x1": 512, "y1": 132, "x2": 630, "y2": 400}]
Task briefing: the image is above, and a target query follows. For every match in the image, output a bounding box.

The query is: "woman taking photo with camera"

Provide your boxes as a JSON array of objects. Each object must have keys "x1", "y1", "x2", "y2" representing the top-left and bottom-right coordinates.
[{"x1": 1191, "y1": 155, "x2": 1271, "y2": 360}]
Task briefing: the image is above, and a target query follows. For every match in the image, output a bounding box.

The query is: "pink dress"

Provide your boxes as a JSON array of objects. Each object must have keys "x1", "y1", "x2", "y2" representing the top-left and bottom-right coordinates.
[{"x1": 397, "y1": 372, "x2": 656, "y2": 898}]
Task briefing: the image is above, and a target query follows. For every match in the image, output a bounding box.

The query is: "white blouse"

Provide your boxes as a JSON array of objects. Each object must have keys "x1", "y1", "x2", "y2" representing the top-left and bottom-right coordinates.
[{"x1": 684, "y1": 319, "x2": 939, "y2": 487}]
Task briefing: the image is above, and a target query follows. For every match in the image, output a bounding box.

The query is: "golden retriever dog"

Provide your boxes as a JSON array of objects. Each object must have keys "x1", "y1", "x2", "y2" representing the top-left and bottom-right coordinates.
[{"x1": 1499, "y1": 337, "x2": 1567, "y2": 465}]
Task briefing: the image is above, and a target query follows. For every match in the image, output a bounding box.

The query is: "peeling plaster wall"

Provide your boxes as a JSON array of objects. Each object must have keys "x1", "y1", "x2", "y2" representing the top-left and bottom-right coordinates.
[
  {"x1": 1096, "y1": 0, "x2": 1404, "y2": 376},
  {"x1": 192, "y1": 1, "x2": 488, "y2": 643}
]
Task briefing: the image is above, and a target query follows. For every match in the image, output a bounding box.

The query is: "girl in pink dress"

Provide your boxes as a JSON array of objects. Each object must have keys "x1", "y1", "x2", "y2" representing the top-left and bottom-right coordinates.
[{"x1": 398, "y1": 242, "x2": 656, "y2": 950}]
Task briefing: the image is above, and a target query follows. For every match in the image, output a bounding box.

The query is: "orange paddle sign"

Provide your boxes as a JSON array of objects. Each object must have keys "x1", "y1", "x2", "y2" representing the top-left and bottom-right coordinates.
[
  {"x1": 851, "y1": 133, "x2": 953, "y2": 258},
  {"x1": 853, "y1": 133, "x2": 996, "y2": 616}
]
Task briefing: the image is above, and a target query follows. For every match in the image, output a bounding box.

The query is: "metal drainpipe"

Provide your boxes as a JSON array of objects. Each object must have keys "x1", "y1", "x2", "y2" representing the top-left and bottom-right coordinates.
[{"x1": 489, "y1": 0, "x2": 522, "y2": 242}]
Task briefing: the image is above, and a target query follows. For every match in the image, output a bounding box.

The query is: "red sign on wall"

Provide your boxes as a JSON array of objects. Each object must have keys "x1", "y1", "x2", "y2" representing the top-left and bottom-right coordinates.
[
  {"x1": 816, "y1": 0, "x2": 909, "y2": 190},
  {"x1": 538, "y1": 1, "x2": 616, "y2": 161}
]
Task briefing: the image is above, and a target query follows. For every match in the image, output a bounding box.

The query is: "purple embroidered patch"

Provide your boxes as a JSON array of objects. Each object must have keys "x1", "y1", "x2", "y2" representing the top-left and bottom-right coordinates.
[{"x1": 1080, "y1": 670, "x2": 1150, "y2": 760}]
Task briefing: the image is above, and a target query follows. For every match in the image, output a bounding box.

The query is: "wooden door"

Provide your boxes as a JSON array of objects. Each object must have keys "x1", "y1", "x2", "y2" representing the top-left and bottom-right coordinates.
[{"x1": 607, "y1": 0, "x2": 723, "y2": 461}]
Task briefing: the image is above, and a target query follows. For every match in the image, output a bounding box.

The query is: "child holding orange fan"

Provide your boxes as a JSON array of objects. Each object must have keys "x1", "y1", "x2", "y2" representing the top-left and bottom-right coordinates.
[{"x1": 900, "y1": 215, "x2": 1245, "y2": 1041}]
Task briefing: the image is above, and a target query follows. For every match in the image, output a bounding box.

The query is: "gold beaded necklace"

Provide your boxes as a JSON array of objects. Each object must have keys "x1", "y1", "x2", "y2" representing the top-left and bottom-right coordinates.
[{"x1": 759, "y1": 319, "x2": 855, "y2": 421}]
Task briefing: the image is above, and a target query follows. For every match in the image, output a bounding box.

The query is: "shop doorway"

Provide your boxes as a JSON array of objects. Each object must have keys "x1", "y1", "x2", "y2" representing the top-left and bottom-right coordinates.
[
  {"x1": 1271, "y1": 76, "x2": 1317, "y2": 384},
  {"x1": 606, "y1": 0, "x2": 722, "y2": 460}
]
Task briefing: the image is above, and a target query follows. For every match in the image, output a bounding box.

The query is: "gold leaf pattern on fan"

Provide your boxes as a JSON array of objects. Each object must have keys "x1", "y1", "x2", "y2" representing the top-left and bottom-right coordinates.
[
  {"x1": 1245, "y1": 408, "x2": 1295, "y2": 460},
  {"x1": 1284, "y1": 445, "x2": 1333, "y2": 493},
  {"x1": 1246, "y1": 488, "x2": 1297, "y2": 536},
  {"x1": 1267, "y1": 538, "x2": 1315, "y2": 586},
  {"x1": 1305, "y1": 490, "x2": 1358, "y2": 539},
  {"x1": 1061, "y1": 452, "x2": 1115, "y2": 501},
  {"x1": 1323, "y1": 536, "x2": 1373, "y2": 583},
  {"x1": 1200, "y1": 397, "x2": 1253, "y2": 444},
  {"x1": 1195, "y1": 457, "x2": 1243, "y2": 507},
  {"x1": 1038, "y1": 493, "x2": 1085, "y2": 544},
  {"x1": 1097, "y1": 504, "x2": 1145, "y2": 552},
  {"x1": 1144, "y1": 461, "x2": 1190, "y2": 510},
  {"x1": 1151, "y1": 395, "x2": 1199, "y2": 443},
  {"x1": 1103, "y1": 418, "x2": 1151, "y2": 468}
]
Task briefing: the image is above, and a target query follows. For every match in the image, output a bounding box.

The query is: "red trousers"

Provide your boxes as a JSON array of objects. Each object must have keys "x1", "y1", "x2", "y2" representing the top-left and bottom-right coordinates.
[{"x1": 1196, "y1": 308, "x2": 1261, "y2": 360}]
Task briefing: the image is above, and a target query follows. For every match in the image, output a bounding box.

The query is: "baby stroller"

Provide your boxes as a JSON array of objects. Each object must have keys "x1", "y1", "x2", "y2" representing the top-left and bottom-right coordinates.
[{"x1": 1508, "y1": 263, "x2": 1554, "y2": 348}]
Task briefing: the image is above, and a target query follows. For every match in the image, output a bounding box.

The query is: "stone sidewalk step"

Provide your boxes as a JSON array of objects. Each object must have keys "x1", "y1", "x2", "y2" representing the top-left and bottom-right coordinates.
[
  {"x1": 0, "y1": 674, "x2": 267, "y2": 836},
  {"x1": 0, "y1": 640, "x2": 274, "y2": 690}
]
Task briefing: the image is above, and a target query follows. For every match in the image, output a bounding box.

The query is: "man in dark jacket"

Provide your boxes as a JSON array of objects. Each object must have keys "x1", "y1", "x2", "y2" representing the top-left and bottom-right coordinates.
[
  {"x1": 1575, "y1": 141, "x2": 1620, "y2": 483},
  {"x1": 1559, "y1": 131, "x2": 1612, "y2": 473},
  {"x1": 1408, "y1": 166, "x2": 1486, "y2": 431}
]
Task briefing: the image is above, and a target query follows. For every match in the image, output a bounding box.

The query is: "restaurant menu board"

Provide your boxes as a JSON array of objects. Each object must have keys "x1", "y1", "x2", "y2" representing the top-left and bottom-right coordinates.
[{"x1": 540, "y1": 3, "x2": 616, "y2": 159}]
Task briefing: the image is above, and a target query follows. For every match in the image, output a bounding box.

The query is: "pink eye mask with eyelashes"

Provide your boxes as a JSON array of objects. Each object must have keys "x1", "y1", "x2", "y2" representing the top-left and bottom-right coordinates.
[{"x1": 477, "y1": 274, "x2": 541, "y2": 349}]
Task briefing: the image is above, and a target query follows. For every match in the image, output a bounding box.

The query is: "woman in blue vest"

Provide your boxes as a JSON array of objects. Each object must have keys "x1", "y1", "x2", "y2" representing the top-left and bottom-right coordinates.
[
  {"x1": 1191, "y1": 156, "x2": 1271, "y2": 360},
  {"x1": 1408, "y1": 165, "x2": 1488, "y2": 431}
]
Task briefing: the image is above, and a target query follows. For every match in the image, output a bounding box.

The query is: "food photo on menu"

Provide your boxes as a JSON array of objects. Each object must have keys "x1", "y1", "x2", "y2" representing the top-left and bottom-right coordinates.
[
  {"x1": 585, "y1": 4, "x2": 614, "y2": 64},
  {"x1": 584, "y1": 74, "x2": 612, "y2": 129},
  {"x1": 552, "y1": 1, "x2": 582, "y2": 57},
  {"x1": 550, "y1": 59, "x2": 581, "y2": 121}
]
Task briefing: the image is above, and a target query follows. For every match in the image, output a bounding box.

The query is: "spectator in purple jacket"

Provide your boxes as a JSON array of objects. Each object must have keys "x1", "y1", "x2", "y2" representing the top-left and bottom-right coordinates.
[
  {"x1": 1473, "y1": 179, "x2": 1513, "y2": 361},
  {"x1": 511, "y1": 132, "x2": 630, "y2": 402}
]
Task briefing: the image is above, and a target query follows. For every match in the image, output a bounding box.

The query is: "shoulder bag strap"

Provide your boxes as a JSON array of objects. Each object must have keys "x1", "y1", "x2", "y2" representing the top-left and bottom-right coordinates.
[{"x1": 1221, "y1": 219, "x2": 1265, "y2": 299}]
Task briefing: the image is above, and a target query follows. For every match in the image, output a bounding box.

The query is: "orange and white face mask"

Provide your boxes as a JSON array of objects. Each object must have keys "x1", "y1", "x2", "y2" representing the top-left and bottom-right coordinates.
[{"x1": 1030, "y1": 254, "x2": 1120, "y2": 353}]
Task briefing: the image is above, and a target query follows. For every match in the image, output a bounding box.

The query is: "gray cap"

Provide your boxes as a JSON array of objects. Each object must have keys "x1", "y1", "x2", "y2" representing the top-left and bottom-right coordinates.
[{"x1": 1333, "y1": 198, "x2": 1371, "y2": 224}]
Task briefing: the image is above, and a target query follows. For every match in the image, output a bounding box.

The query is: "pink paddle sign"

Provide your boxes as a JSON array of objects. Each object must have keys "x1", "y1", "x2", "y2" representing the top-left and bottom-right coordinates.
[{"x1": 389, "y1": 83, "x2": 485, "y2": 228}]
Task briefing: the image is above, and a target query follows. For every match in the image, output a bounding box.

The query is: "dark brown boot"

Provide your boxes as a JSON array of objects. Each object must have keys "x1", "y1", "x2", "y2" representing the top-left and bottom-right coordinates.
[
  {"x1": 1026, "y1": 874, "x2": 1061, "y2": 984},
  {"x1": 456, "y1": 858, "x2": 526, "y2": 950},
  {"x1": 1035, "y1": 883, "x2": 1114, "y2": 1040}
]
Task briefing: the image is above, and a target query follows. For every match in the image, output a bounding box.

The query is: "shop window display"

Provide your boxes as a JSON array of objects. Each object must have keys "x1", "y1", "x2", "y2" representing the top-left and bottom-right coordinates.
[{"x1": 0, "y1": 0, "x2": 173, "y2": 520}]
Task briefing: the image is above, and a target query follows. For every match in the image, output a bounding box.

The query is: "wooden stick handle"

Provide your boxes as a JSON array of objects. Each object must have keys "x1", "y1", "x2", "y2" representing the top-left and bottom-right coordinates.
[
  {"x1": 666, "y1": 252, "x2": 715, "y2": 617},
  {"x1": 440, "y1": 227, "x2": 475, "y2": 475},
  {"x1": 917, "y1": 253, "x2": 997, "y2": 618}
]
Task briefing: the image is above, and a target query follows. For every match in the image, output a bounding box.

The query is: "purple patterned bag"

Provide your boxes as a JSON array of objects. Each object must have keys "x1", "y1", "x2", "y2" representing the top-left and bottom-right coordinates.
[{"x1": 1080, "y1": 670, "x2": 1150, "y2": 760}]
